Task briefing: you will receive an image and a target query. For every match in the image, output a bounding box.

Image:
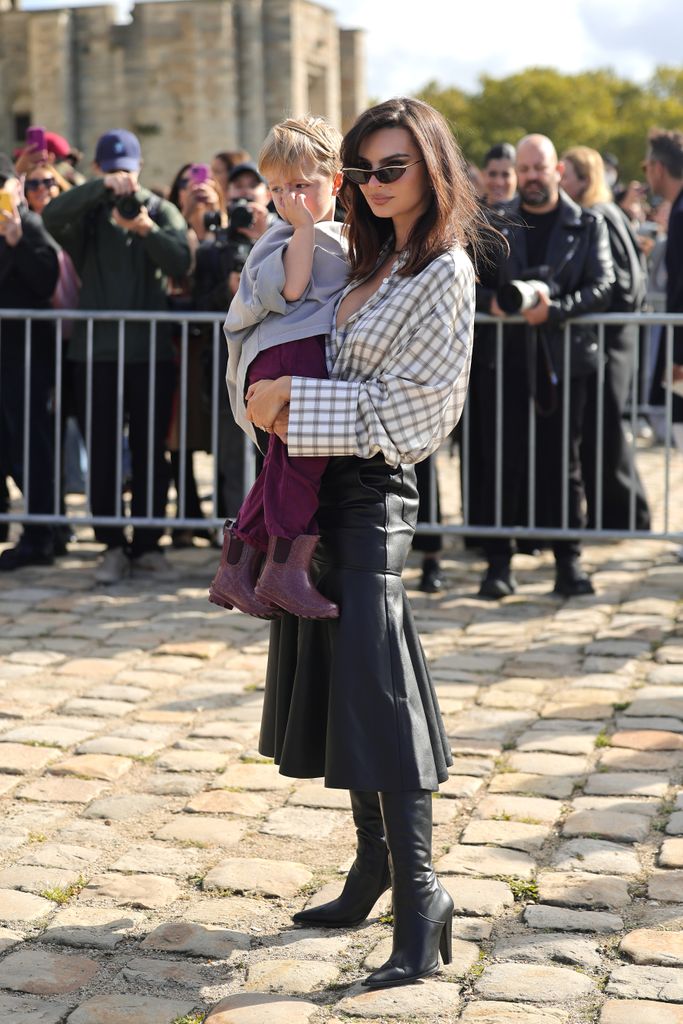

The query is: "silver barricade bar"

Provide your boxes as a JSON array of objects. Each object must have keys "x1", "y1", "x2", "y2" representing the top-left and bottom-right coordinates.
[{"x1": 0, "y1": 308, "x2": 681, "y2": 542}]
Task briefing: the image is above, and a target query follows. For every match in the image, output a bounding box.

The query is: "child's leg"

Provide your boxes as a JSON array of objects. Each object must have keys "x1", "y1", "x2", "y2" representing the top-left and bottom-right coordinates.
[
  {"x1": 252, "y1": 337, "x2": 338, "y2": 620},
  {"x1": 260, "y1": 336, "x2": 329, "y2": 540},
  {"x1": 230, "y1": 344, "x2": 293, "y2": 552},
  {"x1": 231, "y1": 440, "x2": 269, "y2": 553}
]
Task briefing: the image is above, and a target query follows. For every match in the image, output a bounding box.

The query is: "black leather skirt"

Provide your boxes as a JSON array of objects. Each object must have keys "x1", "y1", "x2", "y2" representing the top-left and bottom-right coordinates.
[{"x1": 259, "y1": 454, "x2": 453, "y2": 791}]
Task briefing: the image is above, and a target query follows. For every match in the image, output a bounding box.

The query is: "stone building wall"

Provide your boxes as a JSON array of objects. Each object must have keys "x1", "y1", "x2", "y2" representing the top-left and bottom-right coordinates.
[{"x1": 0, "y1": 0, "x2": 365, "y2": 188}]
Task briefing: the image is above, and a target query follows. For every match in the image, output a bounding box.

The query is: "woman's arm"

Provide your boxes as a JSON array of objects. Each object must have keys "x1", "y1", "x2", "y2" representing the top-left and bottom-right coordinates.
[{"x1": 287, "y1": 254, "x2": 475, "y2": 465}]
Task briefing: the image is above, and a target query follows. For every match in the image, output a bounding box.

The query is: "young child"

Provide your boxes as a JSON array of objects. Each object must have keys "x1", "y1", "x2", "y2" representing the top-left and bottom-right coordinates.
[{"x1": 209, "y1": 116, "x2": 347, "y2": 620}]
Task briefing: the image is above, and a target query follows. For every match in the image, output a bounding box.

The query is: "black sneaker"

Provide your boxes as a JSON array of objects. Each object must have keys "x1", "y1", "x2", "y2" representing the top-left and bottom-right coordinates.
[
  {"x1": 553, "y1": 559, "x2": 594, "y2": 597},
  {"x1": 0, "y1": 542, "x2": 54, "y2": 572},
  {"x1": 478, "y1": 559, "x2": 517, "y2": 599}
]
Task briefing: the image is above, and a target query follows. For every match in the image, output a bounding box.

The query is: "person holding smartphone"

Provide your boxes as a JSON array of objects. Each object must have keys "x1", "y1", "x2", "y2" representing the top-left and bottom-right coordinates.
[{"x1": 0, "y1": 153, "x2": 60, "y2": 570}]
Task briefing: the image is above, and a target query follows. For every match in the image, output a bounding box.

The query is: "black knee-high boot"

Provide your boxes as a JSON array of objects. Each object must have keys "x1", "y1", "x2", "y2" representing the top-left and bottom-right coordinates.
[
  {"x1": 292, "y1": 790, "x2": 390, "y2": 927},
  {"x1": 363, "y1": 789, "x2": 453, "y2": 988}
]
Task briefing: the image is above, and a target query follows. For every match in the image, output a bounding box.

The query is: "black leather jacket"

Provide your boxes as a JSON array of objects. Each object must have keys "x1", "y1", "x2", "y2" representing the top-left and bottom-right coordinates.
[{"x1": 476, "y1": 190, "x2": 614, "y2": 380}]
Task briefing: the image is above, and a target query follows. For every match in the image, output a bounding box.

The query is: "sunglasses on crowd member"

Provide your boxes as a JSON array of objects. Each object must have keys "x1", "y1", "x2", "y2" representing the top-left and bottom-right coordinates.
[
  {"x1": 25, "y1": 177, "x2": 56, "y2": 191},
  {"x1": 342, "y1": 159, "x2": 424, "y2": 185}
]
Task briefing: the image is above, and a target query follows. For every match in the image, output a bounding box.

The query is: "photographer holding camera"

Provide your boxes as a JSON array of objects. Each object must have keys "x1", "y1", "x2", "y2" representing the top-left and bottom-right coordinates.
[
  {"x1": 43, "y1": 129, "x2": 191, "y2": 583},
  {"x1": 475, "y1": 134, "x2": 614, "y2": 599}
]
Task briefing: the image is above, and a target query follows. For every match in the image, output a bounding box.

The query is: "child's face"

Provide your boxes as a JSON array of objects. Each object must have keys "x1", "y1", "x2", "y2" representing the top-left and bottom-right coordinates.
[{"x1": 266, "y1": 160, "x2": 341, "y2": 224}]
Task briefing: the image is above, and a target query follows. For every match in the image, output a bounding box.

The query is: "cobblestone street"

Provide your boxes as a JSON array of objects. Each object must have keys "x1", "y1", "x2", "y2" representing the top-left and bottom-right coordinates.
[{"x1": 0, "y1": 444, "x2": 682, "y2": 1024}]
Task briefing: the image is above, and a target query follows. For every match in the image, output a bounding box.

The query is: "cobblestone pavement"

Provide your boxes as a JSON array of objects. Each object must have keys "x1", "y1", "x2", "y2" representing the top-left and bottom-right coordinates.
[{"x1": 0, "y1": 445, "x2": 682, "y2": 1023}]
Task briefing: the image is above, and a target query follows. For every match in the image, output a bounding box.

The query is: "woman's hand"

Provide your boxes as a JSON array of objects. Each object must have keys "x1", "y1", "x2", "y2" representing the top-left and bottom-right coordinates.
[
  {"x1": 245, "y1": 375, "x2": 292, "y2": 431},
  {"x1": 271, "y1": 406, "x2": 290, "y2": 444}
]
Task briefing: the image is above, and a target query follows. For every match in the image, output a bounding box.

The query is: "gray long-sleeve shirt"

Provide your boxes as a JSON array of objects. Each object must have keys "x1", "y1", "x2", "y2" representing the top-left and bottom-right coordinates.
[{"x1": 224, "y1": 219, "x2": 347, "y2": 443}]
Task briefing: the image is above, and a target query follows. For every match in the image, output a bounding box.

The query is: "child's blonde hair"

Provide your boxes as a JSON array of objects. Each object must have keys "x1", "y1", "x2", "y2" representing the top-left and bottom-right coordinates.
[{"x1": 258, "y1": 115, "x2": 343, "y2": 181}]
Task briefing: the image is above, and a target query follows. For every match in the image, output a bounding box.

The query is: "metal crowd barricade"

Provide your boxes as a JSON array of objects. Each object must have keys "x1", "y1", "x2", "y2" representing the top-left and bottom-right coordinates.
[{"x1": 0, "y1": 308, "x2": 681, "y2": 543}]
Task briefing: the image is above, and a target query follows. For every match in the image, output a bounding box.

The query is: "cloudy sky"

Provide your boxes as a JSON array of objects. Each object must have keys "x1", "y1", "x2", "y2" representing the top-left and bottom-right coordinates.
[{"x1": 22, "y1": 0, "x2": 683, "y2": 97}]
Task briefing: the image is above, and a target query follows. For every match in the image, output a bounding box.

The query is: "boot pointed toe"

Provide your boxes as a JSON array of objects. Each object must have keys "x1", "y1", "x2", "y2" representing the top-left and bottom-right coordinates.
[
  {"x1": 363, "y1": 960, "x2": 439, "y2": 988},
  {"x1": 291, "y1": 791, "x2": 389, "y2": 928}
]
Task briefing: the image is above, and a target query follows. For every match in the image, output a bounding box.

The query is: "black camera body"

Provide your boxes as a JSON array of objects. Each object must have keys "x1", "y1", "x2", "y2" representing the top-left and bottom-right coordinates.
[
  {"x1": 113, "y1": 192, "x2": 144, "y2": 220},
  {"x1": 228, "y1": 198, "x2": 254, "y2": 232},
  {"x1": 203, "y1": 210, "x2": 251, "y2": 276}
]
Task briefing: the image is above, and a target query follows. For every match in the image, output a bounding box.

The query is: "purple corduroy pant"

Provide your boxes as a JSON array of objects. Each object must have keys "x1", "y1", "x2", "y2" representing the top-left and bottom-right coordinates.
[{"x1": 232, "y1": 336, "x2": 329, "y2": 552}]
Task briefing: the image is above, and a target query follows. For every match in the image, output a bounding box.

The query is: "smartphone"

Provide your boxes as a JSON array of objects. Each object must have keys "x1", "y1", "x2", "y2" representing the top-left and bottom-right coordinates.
[
  {"x1": 189, "y1": 163, "x2": 210, "y2": 185},
  {"x1": 0, "y1": 189, "x2": 14, "y2": 215},
  {"x1": 26, "y1": 125, "x2": 47, "y2": 153}
]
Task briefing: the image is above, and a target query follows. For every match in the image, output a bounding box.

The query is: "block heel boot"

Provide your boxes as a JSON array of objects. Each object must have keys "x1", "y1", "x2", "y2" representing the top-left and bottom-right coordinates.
[{"x1": 363, "y1": 789, "x2": 453, "y2": 989}]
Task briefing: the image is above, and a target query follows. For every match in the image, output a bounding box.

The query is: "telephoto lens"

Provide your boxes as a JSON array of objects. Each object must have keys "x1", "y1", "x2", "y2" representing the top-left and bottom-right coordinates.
[{"x1": 497, "y1": 279, "x2": 550, "y2": 313}]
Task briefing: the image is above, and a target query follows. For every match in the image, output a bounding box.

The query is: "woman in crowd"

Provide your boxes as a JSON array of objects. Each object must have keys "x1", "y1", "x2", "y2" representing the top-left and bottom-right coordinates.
[
  {"x1": 210, "y1": 149, "x2": 250, "y2": 198},
  {"x1": 242, "y1": 97, "x2": 484, "y2": 988},
  {"x1": 561, "y1": 146, "x2": 650, "y2": 531},
  {"x1": 166, "y1": 164, "x2": 226, "y2": 545},
  {"x1": 481, "y1": 141, "x2": 517, "y2": 206},
  {"x1": 465, "y1": 142, "x2": 518, "y2": 560}
]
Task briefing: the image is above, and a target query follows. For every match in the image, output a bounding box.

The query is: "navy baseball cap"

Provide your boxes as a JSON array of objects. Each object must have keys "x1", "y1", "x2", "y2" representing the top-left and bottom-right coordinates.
[
  {"x1": 95, "y1": 129, "x2": 141, "y2": 172},
  {"x1": 228, "y1": 161, "x2": 266, "y2": 184}
]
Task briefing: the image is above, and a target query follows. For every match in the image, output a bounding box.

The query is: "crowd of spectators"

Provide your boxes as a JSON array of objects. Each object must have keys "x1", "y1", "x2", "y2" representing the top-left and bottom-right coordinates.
[{"x1": 0, "y1": 121, "x2": 681, "y2": 589}]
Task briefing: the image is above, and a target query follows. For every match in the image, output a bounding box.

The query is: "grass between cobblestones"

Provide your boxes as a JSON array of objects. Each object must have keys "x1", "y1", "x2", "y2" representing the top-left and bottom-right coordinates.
[
  {"x1": 501, "y1": 876, "x2": 540, "y2": 902},
  {"x1": 39, "y1": 873, "x2": 88, "y2": 904}
]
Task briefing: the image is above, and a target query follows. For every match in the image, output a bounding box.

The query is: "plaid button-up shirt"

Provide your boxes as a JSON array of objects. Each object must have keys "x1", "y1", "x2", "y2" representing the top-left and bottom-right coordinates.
[{"x1": 288, "y1": 244, "x2": 475, "y2": 466}]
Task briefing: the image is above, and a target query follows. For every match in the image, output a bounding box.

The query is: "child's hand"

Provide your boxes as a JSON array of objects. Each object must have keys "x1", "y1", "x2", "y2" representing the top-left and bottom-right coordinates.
[
  {"x1": 246, "y1": 378, "x2": 290, "y2": 430},
  {"x1": 280, "y1": 190, "x2": 315, "y2": 230}
]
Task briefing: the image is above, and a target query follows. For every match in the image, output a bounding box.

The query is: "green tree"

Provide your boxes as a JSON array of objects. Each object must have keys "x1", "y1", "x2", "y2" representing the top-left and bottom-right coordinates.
[{"x1": 417, "y1": 66, "x2": 683, "y2": 181}]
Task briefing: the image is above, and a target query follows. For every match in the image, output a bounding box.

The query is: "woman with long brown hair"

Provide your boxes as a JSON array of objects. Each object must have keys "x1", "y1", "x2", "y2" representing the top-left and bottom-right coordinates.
[
  {"x1": 561, "y1": 146, "x2": 650, "y2": 531},
  {"x1": 243, "y1": 97, "x2": 484, "y2": 988}
]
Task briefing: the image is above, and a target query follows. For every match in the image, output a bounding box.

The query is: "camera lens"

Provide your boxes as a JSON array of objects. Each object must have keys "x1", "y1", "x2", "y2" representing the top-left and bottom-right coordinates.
[
  {"x1": 114, "y1": 194, "x2": 143, "y2": 220},
  {"x1": 203, "y1": 210, "x2": 222, "y2": 231}
]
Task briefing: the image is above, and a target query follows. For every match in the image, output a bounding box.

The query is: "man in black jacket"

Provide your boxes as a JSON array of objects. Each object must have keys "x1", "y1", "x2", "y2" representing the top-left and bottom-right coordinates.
[
  {"x1": 43, "y1": 130, "x2": 191, "y2": 584},
  {"x1": 645, "y1": 129, "x2": 683, "y2": 435},
  {"x1": 0, "y1": 154, "x2": 60, "y2": 570},
  {"x1": 476, "y1": 134, "x2": 614, "y2": 598}
]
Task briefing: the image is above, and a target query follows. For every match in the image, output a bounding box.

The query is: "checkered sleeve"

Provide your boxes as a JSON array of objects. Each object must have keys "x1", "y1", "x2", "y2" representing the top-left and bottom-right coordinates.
[{"x1": 288, "y1": 249, "x2": 475, "y2": 465}]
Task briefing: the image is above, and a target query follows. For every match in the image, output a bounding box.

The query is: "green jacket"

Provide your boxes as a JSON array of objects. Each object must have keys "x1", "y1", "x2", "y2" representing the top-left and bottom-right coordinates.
[{"x1": 43, "y1": 178, "x2": 191, "y2": 362}]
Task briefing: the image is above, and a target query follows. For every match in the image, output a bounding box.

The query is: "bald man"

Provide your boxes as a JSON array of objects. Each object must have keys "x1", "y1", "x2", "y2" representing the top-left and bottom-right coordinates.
[{"x1": 475, "y1": 133, "x2": 614, "y2": 599}]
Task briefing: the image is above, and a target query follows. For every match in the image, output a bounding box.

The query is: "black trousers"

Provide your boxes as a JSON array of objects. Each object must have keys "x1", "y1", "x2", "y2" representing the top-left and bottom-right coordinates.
[
  {"x1": 70, "y1": 360, "x2": 175, "y2": 555},
  {"x1": 412, "y1": 455, "x2": 441, "y2": 555},
  {"x1": 474, "y1": 361, "x2": 589, "y2": 563},
  {"x1": 580, "y1": 324, "x2": 650, "y2": 530},
  {"x1": 0, "y1": 327, "x2": 55, "y2": 549}
]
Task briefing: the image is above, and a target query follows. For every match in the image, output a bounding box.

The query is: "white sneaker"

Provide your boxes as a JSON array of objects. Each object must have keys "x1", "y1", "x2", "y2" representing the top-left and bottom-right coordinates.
[
  {"x1": 95, "y1": 547, "x2": 131, "y2": 585},
  {"x1": 130, "y1": 549, "x2": 180, "y2": 581}
]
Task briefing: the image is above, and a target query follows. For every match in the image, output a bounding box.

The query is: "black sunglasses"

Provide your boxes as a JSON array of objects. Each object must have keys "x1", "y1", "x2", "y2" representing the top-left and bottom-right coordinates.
[
  {"x1": 25, "y1": 177, "x2": 56, "y2": 190},
  {"x1": 343, "y1": 159, "x2": 424, "y2": 185}
]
